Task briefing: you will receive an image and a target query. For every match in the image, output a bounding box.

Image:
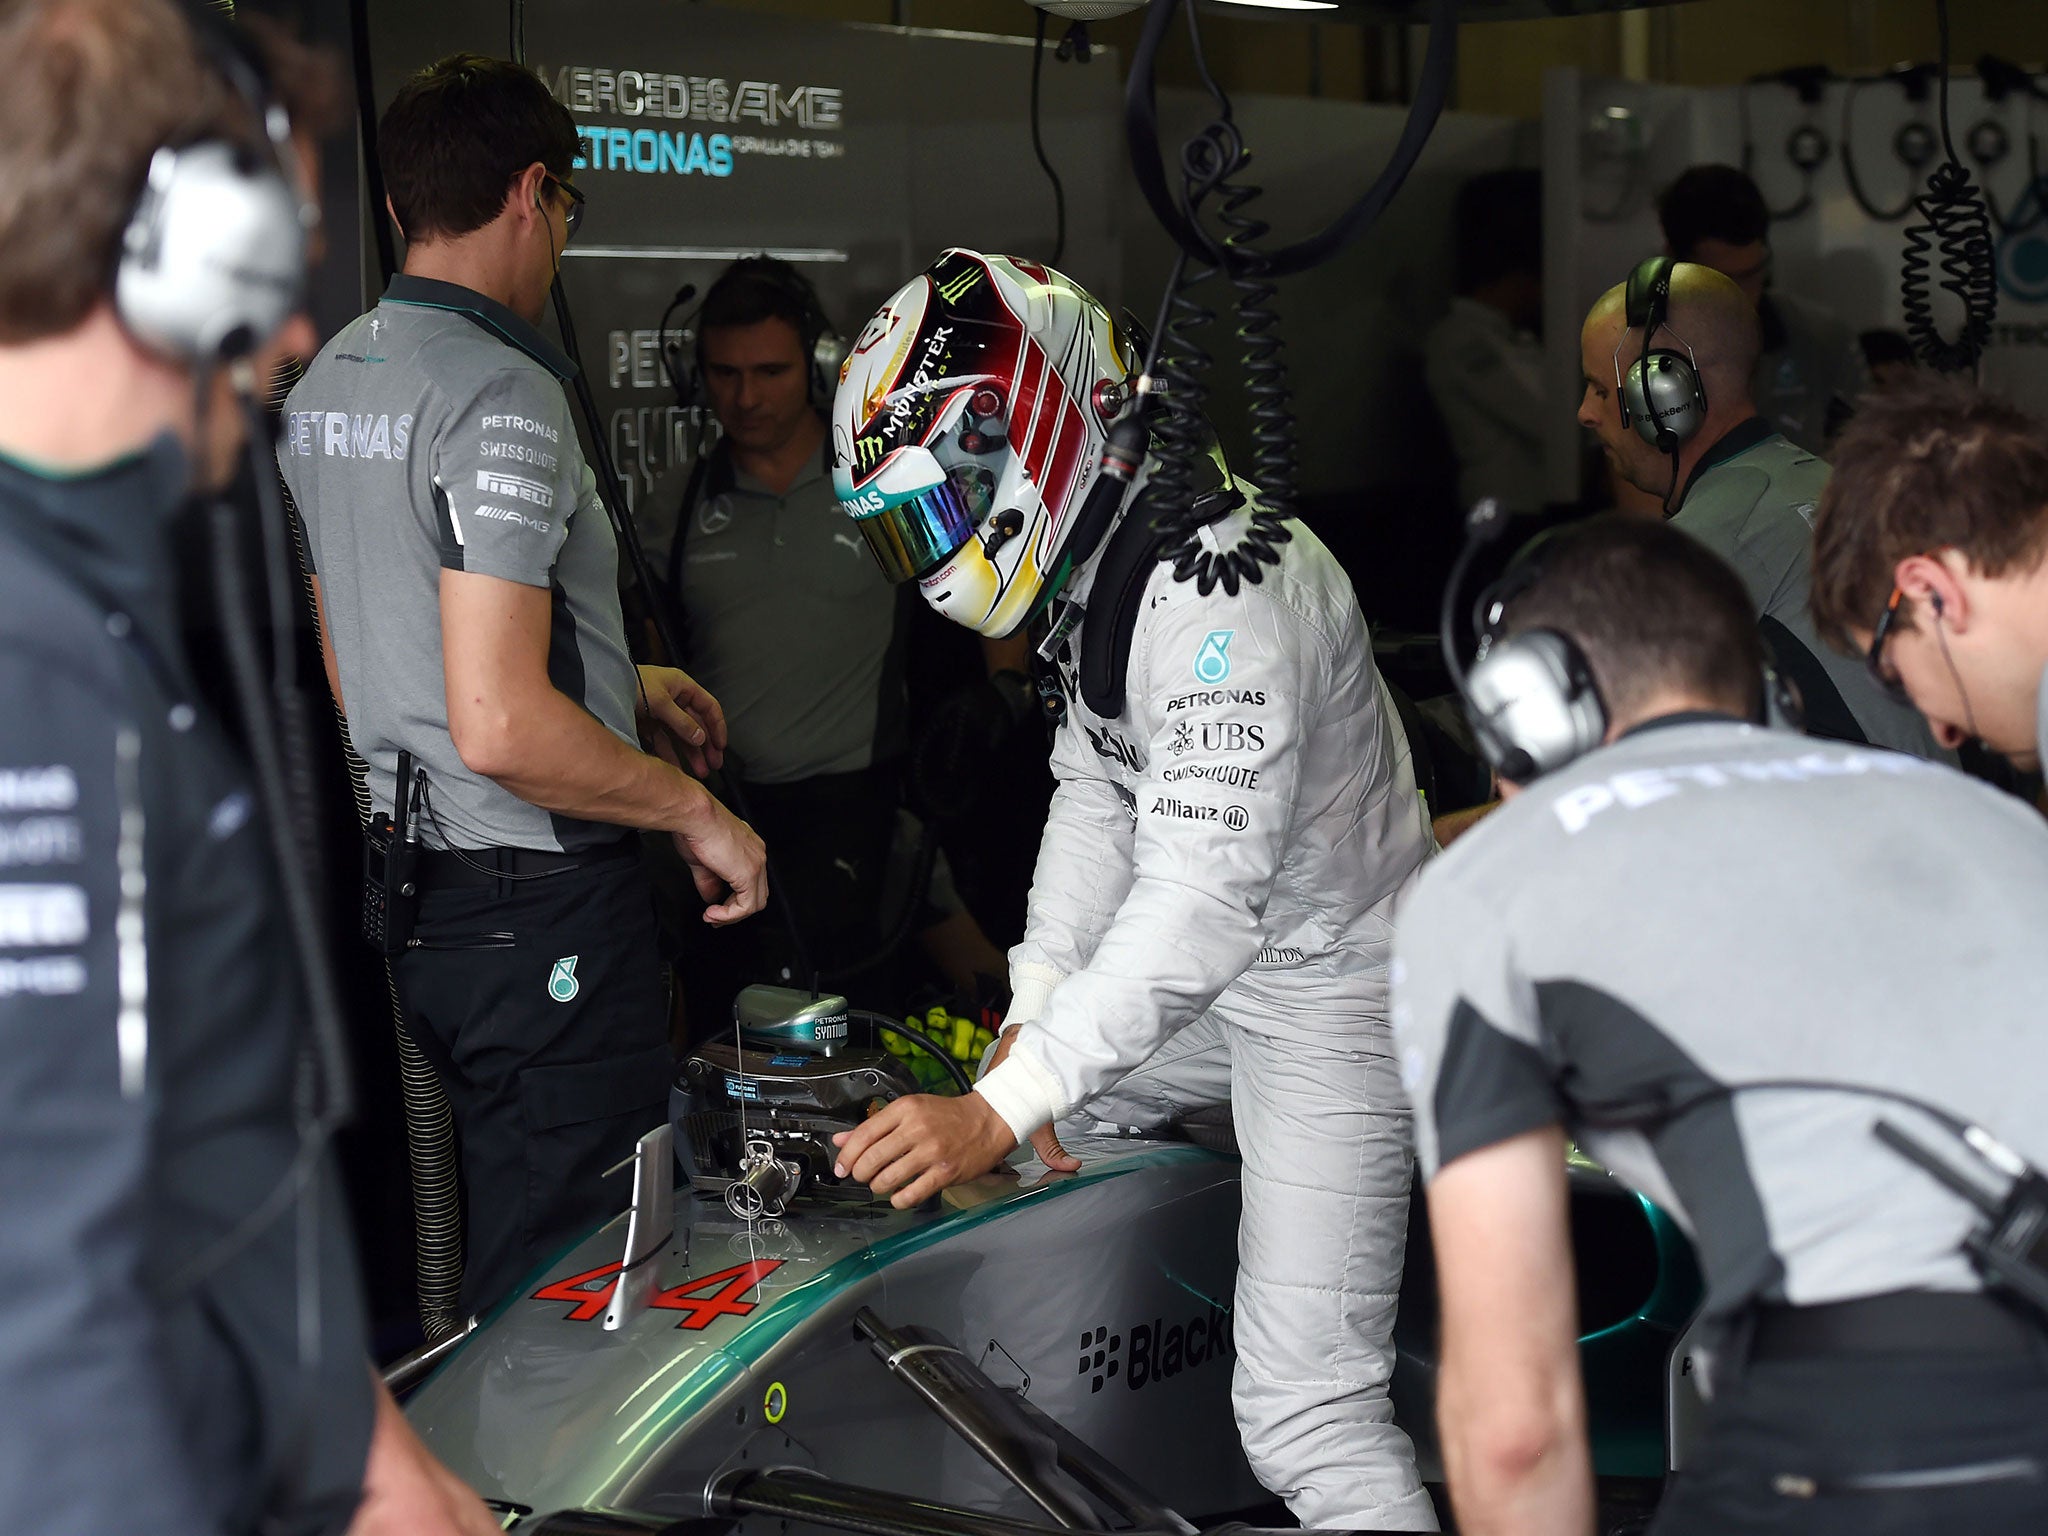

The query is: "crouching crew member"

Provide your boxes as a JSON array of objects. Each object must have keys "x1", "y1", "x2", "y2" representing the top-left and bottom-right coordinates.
[
  {"x1": 828, "y1": 251, "x2": 1441, "y2": 1530},
  {"x1": 1811, "y1": 376, "x2": 2048, "y2": 777},
  {"x1": 281, "y1": 55, "x2": 765, "y2": 1315},
  {"x1": 1393, "y1": 514, "x2": 2048, "y2": 1535}
]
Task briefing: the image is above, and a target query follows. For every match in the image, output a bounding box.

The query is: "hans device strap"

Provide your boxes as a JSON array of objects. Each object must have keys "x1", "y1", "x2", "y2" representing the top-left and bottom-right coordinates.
[
  {"x1": 1078, "y1": 491, "x2": 1178, "y2": 721},
  {"x1": 1616, "y1": 256, "x2": 1709, "y2": 456}
]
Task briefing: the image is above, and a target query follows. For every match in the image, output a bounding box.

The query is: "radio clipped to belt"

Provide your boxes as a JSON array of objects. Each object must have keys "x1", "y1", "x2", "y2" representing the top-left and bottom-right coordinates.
[{"x1": 362, "y1": 750, "x2": 425, "y2": 955}]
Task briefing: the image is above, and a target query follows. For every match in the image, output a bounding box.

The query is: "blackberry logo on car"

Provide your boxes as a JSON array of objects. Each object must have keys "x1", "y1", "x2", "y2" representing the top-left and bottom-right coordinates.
[{"x1": 1079, "y1": 1326, "x2": 1121, "y2": 1393}]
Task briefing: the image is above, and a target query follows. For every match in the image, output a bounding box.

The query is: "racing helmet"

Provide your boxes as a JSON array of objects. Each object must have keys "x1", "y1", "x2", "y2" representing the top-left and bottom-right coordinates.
[{"x1": 831, "y1": 249, "x2": 1137, "y2": 638}]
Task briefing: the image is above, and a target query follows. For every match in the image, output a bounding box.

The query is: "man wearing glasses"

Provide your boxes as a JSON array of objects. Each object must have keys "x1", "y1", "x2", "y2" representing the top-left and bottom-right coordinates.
[
  {"x1": 1657, "y1": 164, "x2": 1865, "y2": 454},
  {"x1": 1812, "y1": 377, "x2": 2048, "y2": 781},
  {"x1": 282, "y1": 54, "x2": 765, "y2": 1315}
]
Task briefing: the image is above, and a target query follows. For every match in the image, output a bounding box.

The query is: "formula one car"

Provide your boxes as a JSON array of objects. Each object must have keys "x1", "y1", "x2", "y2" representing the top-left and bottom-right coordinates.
[{"x1": 400, "y1": 989, "x2": 1701, "y2": 1536}]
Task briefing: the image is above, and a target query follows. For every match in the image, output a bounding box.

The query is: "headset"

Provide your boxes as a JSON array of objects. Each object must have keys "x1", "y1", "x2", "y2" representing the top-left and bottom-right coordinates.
[
  {"x1": 1441, "y1": 501, "x2": 1802, "y2": 784},
  {"x1": 1440, "y1": 502, "x2": 1609, "y2": 783},
  {"x1": 113, "y1": 4, "x2": 314, "y2": 367},
  {"x1": 1615, "y1": 256, "x2": 1709, "y2": 458},
  {"x1": 666, "y1": 256, "x2": 848, "y2": 410}
]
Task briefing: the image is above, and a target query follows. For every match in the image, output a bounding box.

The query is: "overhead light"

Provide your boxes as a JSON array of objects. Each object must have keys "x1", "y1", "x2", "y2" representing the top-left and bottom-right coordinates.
[
  {"x1": 1025, "y1": 1, "x2": 1145, "y2": 18},
  {"x1": 1208, "y1": 0, "x2": 1342, "y2": 11}
]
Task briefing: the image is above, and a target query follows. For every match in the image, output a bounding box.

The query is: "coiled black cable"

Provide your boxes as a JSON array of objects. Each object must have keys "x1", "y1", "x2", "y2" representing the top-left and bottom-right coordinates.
[
  {"x1": 1902, "y1": 0, "x2": 1998, "y2": 374},
  {"x1": 1142, "y1": 8, "x2": 1292, "y2": 597}
]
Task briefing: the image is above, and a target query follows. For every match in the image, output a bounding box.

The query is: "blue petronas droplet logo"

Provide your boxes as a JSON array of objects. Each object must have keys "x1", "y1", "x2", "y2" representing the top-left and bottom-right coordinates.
[
  {"x1": 549, "y1": 955, "x2": 581, "y2": 1004},
  {"x1": 1193, "y1": 630, "x2": 1233, "y2": 684}
]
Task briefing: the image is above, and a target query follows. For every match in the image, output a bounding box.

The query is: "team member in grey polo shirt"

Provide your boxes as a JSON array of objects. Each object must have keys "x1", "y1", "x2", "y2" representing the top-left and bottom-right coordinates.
[
  {"x1": 1576, "y1": 260, "x2": 1940, "y2": 758},
  {"x1": 1394, "y1": 515, "x2": 2048, "y2": 1536},
  {"x1": 643, "y1": 258, "x2": 1019, "y2": 1005},
  {"x1": 282, "y1": 56, "x2": 764, "y2": 1314},
  {"x1": 1812, "y1": 377, "x2": 2048, "y2": 781}
]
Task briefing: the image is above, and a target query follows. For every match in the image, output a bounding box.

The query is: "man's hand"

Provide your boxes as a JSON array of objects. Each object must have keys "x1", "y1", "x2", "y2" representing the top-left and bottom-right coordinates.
[
  {"x1": 832, "y1": 1092, "x2": 1018, "y2": 1208},
  {"x1": 637, "y1": 664, "x2": 726, "y2": 777},
  {"x1": 984, "y1": 1028, "x2": 1081, "y2": 1173},
  {"x1": 346, "y1": 1376, "x2": 502, "y2": 1536},
  {"x1": 674, "y1": 797, "x2": 767, "y2": 924}
]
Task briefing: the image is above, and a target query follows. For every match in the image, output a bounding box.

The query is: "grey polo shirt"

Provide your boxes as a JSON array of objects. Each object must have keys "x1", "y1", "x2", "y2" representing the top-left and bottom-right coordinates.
[
  {"x1": 280, "y1": 275, "x2": 640, "y2": 853},
  {"x1": 1671, "y1": 420, "x2": 1942, "y2": 759},
  {"x1": 649, "y1": 446, "x2": 900, "y2": 785},
  {"x1": 1392, "y1": 716, "x2": 2048, "y2": 1377}
]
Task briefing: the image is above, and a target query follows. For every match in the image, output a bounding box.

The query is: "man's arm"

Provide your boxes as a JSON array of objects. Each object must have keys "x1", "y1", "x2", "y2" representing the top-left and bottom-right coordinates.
[
  {"x1": 1001, "y1": 706, "x2": 1139, "y2": 1027},
  {"x1": 979, "y1": 592, "x2": 1321, "y2": 1134},
  {"x1": 346, "y1": 1375, "x2": 502, "y2": 1536},
  {"x1": 0, "y1": 654, "x2": 216, "y2": 1533},
  {"x1": 440, "y1": 569, "x2": 764, "y2": 921},
  {"x1": 1430, "y1": 1127, "x2": 1593, "y2": 1536},
  {"x1": 838, "y1": 588, "x2": 1328, "y2": 1201}
]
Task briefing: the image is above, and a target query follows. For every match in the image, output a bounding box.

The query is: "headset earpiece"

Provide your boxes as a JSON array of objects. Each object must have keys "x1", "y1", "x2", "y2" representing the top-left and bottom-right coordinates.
[
  {"x1": 113, "y1": 4, "x2": 310, "y2": 366},
  {"x1": 1616, "y1": 256, "x2": 1709, "y2": 455},
  {"x1": 1440, "y1": 503, "x2": 1609, "y2": 784},
  {"x1": 1464, "y1": 628, "x2": 1610, "y2": 783}
]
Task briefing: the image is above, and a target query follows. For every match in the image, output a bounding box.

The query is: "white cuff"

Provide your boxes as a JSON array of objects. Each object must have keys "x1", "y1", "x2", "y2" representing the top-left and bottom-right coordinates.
[
  {"x1": 1004, "y1": 962, "x2": 1063, "y2": 1032},
  {"x1": 973, "y1": 1040, "x2": 1070, "y2": 1145}
]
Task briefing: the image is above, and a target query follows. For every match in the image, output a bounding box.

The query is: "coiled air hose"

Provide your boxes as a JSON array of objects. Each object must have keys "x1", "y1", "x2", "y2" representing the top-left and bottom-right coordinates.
[
  {"x1": 1123, "y1": 0, "x2": 1455, "y2": 593},
  {"x1": 279, "y1": 468, "x2": 467, "y2": 1344},
  {"x1": 1901, "y1": 0, "x2": 1998, "y2": 374}
]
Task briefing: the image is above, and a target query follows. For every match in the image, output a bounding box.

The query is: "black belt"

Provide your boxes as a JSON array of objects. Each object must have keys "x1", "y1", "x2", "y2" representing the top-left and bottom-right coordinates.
[
  {"x1": 1752, "y1": 1290, "x2": 2040, "y2": 1360},
  {"x1": 414, "y1": 833, "x2": 639, "y2": 891}
]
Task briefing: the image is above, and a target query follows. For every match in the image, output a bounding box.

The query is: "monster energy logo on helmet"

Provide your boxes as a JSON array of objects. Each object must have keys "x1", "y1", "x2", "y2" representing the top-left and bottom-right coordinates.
[{"x1": 935, "y1": 266, "x2": 981, "y2": 305}]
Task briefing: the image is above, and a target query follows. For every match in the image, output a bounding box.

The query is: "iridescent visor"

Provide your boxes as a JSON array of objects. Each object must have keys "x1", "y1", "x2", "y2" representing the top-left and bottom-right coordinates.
[{"x1": 844, "y1": 477, "x2": 978, "y2": 584}]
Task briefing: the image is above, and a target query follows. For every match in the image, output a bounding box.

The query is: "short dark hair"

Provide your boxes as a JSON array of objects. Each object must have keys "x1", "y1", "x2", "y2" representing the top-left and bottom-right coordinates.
[
  {"x1": 1451, "y1": 167, "x2": 1542, "y2": 295},
  {"x1": 1501, "y1": 514, "x2": 1764, "y2": 720},
  {"x1": 378, "y1": 54, "x2": 578, "y2": 243},
  {"x1": 1811, "y1": 377, "x2": 2048, "y2": 650},
  {"x1": 1657, "y1": 164, "x2": 1769, "y2": 258},
  {"x1": 698, "y1": 256, "x2": 828, "y2": 345}
]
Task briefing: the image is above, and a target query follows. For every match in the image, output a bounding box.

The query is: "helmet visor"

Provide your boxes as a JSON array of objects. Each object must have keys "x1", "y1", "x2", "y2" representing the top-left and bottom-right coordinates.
[{"x1": 845, "y1": 474, "x2": 981, "y2": 585}]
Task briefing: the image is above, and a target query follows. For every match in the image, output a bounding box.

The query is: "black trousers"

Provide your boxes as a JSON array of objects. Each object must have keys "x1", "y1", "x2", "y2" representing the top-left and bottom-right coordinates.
[
  {"x1": 1653, "y1": 1347, "x2": 2048, "y2": 1534},
  {"x1": 671, "y1": 763, "x2": 901, "y2": 1038},
  {"x1": 392, "y1": 851, "x2": 670, "y2": 1316}
]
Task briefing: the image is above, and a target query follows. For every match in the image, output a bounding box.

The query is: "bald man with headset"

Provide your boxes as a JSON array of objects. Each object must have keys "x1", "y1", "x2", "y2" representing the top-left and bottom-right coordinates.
[{"x1": 1575, "y1": 259, "x2": 1940, "y2": 759}]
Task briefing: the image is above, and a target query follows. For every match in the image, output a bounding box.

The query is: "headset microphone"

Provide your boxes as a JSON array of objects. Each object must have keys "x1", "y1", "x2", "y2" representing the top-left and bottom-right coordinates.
[{"x1": 657, "y1": 281, "x2": 699, "y2": 405}]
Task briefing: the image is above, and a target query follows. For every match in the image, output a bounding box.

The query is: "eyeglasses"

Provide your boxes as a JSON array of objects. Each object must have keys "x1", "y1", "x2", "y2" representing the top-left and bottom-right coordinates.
[
  {"x1": 1865, "y1": 585, "x2": 1914, "y2": 707},
  {"x1": 543, "y1": 174, "x2": 584, "y2": 238}
]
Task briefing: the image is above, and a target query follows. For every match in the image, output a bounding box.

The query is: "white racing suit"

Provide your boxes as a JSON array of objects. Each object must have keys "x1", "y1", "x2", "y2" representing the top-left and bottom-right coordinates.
[{"x1": 973, "y1": 503, "x2": 1439, "y2": 1530}]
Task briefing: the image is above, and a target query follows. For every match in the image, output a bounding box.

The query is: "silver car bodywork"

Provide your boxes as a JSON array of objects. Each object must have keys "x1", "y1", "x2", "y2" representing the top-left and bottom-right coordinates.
[{"x1": 409, "y1": 1139, "x2": 1266, "y2": 1526}]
